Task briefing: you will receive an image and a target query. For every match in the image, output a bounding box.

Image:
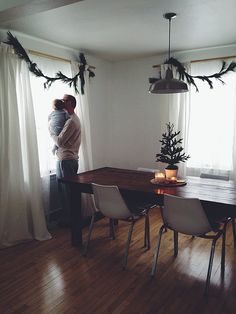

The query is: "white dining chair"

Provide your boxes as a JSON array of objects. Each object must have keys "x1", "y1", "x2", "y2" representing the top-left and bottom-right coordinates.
[
  {"x1": 137, "y1": 167, "x2": 159, "y2": 173},
  {"x1": 151, "y1": 194, "x2": 230, "y2": 295},
  {"x1": 200, "y1": 173, "x2": 236, "y2": 248},
  {"x1": 84, "y1": 183, "x2": 154, "y2": 269}
]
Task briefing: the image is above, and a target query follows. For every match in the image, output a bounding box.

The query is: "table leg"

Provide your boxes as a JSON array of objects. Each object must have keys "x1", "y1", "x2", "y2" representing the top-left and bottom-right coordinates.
[
  {"x1": 69, "y1": 183, "x2": 83, "y2": 247},
  {"x1": 232, "y1": 218, "x2": 236, "y2": 248}
]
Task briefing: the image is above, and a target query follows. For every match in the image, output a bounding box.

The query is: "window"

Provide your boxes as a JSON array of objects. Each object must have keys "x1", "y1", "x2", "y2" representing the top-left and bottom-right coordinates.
[
  {"x1": 29, "y1": 54, "x2": 72, "y2": 174},
  {"x1": 187, "y1": 58, "x2": 236, "y2": 178}
]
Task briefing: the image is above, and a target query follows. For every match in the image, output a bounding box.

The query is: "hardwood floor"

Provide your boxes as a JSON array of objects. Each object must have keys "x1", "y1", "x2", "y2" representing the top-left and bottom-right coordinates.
[{"x1": 0, "y1": 209, "x2": 236, "y2": 314}]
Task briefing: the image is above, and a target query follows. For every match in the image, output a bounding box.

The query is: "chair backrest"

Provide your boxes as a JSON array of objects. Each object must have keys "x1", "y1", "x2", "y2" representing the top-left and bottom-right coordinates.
[
  {"x1": 92, "y1": 183, "x2": 131, "y2": 220},
  {"x1": 163, "y1": 194, "x2": 212, "y2": 236},
  {"x1": 137, "y1": 167, "x2": 159, "y2": 173}
]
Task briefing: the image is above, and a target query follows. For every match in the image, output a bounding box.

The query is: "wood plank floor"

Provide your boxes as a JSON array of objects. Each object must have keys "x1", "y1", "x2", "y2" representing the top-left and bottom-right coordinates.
[{"x1": 0, "y1": 209, "x2": 236, "y2": 314}]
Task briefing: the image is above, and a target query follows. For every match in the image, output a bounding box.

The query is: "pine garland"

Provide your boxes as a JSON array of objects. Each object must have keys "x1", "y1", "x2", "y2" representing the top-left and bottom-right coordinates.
[
  {"x1": 149, "y1": 57, "x2": 236, "y2": 92},
  {"x1": 4, "y1": 31, "x2": 95, "y2": 94},
  {"x1": 5, "y1": 32, "x2": 235, "y2": 93}
]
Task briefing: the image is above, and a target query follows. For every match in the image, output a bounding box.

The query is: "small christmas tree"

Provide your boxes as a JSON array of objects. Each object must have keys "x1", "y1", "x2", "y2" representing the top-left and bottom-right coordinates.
[{"x1": 156, "y1": 122, "x2": 190, "y2": 169}]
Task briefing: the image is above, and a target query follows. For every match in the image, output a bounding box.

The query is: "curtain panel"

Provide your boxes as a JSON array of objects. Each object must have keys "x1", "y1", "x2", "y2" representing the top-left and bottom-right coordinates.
[
  {"x1": 163, "y1": 59, "x2": 236, "y2": 181},
  {"x1": 155, "y1": 63, "x2": 191, "y2": 178},
  {"x1": 187, "y1": 58, "x2": 236, "y2": 180},
  {"x1": 0, "y1": 43, "x2": 51, "y2": 248},
  {"x1": 71, "y1": 61, "x2": 96, "y2": 217},
  {"x1": 29, "y1": 54, "x2": 72, "y2": 216}
]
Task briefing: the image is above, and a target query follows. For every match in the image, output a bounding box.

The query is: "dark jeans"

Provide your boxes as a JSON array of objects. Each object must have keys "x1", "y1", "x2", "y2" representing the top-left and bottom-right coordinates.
[{"x1": 56, "y1": 159, "x2": 79, "y2": 225}]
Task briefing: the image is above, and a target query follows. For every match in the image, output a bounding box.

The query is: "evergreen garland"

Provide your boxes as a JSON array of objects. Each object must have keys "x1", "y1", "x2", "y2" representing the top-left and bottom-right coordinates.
[
  {"x1": 149, "y1": 57, "x2": 236, "y2": 92},
  {"x1": 4, "y1": 31, "x2": 95, "y2": 94},
  {"x1": 156, "y1": 123, "x2": 190, "y2": 166},
  {"x1": 5, "y1": 32, "x2": 235, "y2": 93}
]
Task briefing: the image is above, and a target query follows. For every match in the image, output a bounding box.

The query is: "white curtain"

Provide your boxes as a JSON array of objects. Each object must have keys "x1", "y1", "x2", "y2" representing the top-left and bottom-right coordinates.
[
  {"x1": 71, "y1": 61, "x2": 96, "y2": 217},
  {"x1": 187, "y1": 59, "x2": 236, "y2": 180},
  {"x1": 0, "y1": 43, "x2": 51, "y2": 248},
  {"x1": 158, "y1": 63, "x2": 191, "y2": 178},
  {"x1": 29, "y1": 54, "x2": 72, "y2": 215}
]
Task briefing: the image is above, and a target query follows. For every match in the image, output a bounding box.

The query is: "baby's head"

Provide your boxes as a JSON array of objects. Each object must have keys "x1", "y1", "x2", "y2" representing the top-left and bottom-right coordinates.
[{"x1": 52, "y1": 99, "x2": 64, "y2": 110}]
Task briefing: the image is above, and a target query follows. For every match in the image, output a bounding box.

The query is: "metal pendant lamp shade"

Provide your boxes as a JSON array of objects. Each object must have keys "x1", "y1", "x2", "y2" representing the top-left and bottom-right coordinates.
[
  {"x1": 149, "y1": 68, "x2": 188, "y2": 94},
  {"x1": 150, "y1": 13, "x2": 188, "y2": 94}
]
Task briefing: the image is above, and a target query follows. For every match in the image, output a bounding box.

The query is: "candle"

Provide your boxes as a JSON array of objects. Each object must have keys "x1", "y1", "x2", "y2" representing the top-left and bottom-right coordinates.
[
  {"x1": 155, "y1": 172, "x2": 166, "y2": 183},
  {"x1": 169, "y1": 176, "x2": 177, "y2": 183}
]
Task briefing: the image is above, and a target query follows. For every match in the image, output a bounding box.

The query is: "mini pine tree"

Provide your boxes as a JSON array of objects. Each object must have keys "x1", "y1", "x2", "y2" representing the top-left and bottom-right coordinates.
[{"x1": 156, "y1": 122, "x2": 190, "y2": 169}]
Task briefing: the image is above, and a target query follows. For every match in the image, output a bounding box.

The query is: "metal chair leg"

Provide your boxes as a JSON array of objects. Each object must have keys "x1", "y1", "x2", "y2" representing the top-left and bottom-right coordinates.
[
  {"x1": 123, "y1": 221, "x2": 135, "y2": 270},
  {"x1": 221, "y1": 229, "x2": 226, "y2": 275},
  {"x1": 83, "y1": 214, "x2": 95, "y2": 256},
  {"x1": 221, "y1": 221, "x2": 228, "y2": 275},
  {"x1": 144, "y1": 214, "x2": 150, "y2": 249},
  {"x1": 151, "y1": 225, "x2": 165, "y2": 277},
  {"x1": 204, "y1": 238, "x2": 217, "y2": 295},
  {"x1": 159, "y1": 206, "x2": 167, "y2": 232},
  {"x1": 109, "y1": 218, "x2": 116, "y2": 239},
  {"x1": 231, "y1": 218, "x2": 236, "y2": 249},
  {"x1": 174, "y1": 231, "x2": 178, "y2": 257}
]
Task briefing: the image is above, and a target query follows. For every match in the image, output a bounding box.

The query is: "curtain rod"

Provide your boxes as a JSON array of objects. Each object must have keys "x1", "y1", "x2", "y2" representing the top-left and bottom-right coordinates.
[
  {"x1": 28, "y1": 49, "x2": 96, "y2": 69},
  {"x1": 152, "y1": 55, "x2": 236, "y2": 68}
]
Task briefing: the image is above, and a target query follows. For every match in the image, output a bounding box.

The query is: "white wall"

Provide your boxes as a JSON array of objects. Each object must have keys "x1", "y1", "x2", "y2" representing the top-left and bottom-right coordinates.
[
  {"x1": 86, "y1": 55, "x2": 112, "y2": 168},
  {"x1": 107, "y1": 56, "x2": 168, "y2": 171}
]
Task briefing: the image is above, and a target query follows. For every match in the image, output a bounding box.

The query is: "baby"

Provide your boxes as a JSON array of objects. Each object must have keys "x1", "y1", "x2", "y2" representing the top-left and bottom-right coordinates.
[{"x1": 48, "y1": 99, "x2": 69, "y2": 154}]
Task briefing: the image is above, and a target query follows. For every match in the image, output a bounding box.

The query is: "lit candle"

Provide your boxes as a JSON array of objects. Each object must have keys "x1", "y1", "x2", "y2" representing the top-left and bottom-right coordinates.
[
  {"x1": 155, "y1": 172, "x2": 166, "y2": 183},
  {"x1": 169, "y1": 176, "x2": 177, "y2": 183}
]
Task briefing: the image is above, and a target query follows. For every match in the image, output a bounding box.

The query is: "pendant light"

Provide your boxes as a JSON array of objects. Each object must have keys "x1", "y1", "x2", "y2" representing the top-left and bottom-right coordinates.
[{"x1": 149, "y1": 13, "x2": 188, "y2": 94}]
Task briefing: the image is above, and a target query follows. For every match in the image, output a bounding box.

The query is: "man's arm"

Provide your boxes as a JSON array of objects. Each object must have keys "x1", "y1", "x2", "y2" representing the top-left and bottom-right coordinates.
[{"x1": 50, "y1": 118, "x2": 75, "y2": 148}]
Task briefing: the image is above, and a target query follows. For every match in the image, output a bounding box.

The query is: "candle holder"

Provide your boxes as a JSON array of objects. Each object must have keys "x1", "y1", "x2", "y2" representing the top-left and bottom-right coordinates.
[{"x1": 155, "y1": 172, "x2": 166, "y2": 183}]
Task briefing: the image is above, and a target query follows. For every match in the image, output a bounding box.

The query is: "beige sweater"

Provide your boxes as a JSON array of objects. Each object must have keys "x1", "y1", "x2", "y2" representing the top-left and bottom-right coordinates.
[{"x1": 51, "y1": 113, "x2": 81, "y2": 161}]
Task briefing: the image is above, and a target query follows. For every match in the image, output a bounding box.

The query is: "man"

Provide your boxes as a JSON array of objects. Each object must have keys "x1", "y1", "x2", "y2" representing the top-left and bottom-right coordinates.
[{"x1": 50, "y1": 94, "x2": 81, "y2": 225}]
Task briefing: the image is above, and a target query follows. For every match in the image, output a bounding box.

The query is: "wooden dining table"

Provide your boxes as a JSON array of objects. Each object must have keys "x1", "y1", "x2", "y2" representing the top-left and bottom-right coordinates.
[{"x1": 59, "y1": 167, "x2": 236, "y2": 247}]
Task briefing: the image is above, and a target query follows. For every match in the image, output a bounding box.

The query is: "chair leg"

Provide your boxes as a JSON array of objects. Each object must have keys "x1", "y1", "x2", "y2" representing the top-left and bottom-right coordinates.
[
  {"x1": 123, "y1": 221, "x2": 135, "y2": 270},
  {"x1": 83, "y1": 214, "x2": 95, "y2": 256},
  {"x1": 204, "y1": 238, "x2": 217, "y2": 295},
  {"x1": 151, "y1": 225, "x2": 165, "y2": 277},
  {"x1": 159, "y1": 206, "x2": 167, "y2": 232},
  {"x1": 144, "y1": 214, "x2": 150, "y2": 249},
  {"x1": 174, "y1": 231, "x2": 178, "y2": 257},
  {"x1": 109, "y1": 218, "x2": 116, "y2": 239},
  {"x1": 231, "y1": 218, "x2": 236, "y2": 249},
  {"x1": 221, "y1": 226, "x2": 226, "y2": 275}
]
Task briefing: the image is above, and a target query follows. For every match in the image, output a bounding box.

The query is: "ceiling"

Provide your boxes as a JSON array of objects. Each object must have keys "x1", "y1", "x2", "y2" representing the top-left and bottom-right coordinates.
[{"x1": 1, "y1": 0, "x2": 236, "y2": 61}]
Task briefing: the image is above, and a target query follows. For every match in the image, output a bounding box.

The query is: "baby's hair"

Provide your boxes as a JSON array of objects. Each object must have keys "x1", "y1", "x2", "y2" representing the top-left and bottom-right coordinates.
[{"x1": 53, "y1": 99, "x2": 64, "y2": 110}]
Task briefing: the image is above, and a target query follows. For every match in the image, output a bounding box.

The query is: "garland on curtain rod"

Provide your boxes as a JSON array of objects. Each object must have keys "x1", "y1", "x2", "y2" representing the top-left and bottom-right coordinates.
[
  {"x1": 4, "y1": 31, "x2": 95, "y2": 94},
  {"x1": 149, "y1": 57, "x2": 236, "y2": 92}
]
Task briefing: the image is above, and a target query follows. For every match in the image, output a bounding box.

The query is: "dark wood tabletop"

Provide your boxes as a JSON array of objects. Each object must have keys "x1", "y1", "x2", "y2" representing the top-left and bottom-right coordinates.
[
  {"x1": 60, "y1": 167, "x2": 236, "y2": 246},
  {"x1": 61, "y1": 167, "x2": 236, "y2": 206}
]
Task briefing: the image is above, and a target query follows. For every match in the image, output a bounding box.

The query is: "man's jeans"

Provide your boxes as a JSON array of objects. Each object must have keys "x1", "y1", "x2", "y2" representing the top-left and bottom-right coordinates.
[{"x1": 56, "y1": 159, "x2": 78, "y2": 225}]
